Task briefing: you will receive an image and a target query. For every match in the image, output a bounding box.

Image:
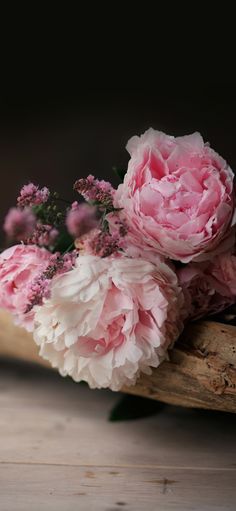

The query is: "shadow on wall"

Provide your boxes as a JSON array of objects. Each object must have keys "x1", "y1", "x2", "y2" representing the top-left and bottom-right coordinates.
[{"x1": 0, "y1": 88, "x2": 236, "y2": 244}]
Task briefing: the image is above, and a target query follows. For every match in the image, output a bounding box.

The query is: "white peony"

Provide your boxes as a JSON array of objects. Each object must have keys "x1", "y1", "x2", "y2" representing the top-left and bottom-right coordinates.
[{"x1": 33, "y1": 254, "x2": 184, "y2": 390}]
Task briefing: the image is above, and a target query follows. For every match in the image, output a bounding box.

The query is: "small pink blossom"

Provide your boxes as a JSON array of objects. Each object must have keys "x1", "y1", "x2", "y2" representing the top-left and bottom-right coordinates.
[
  {"x1": 27, "y1": 223, "x2": 59, "y2": 247},
  {"x1": 25, "y1": 250, "x2": 78, "y2": 312},
  {"x1": 89, "y1": 231, "x2": 123, "y2": 258},
  {"x1": 74, "y1": 175, "x2": 115, "y2": 210},
  {"x1": 106, "y1": 211, "x2": 128, "y2": 239},
  {"x1": 33, "y1": 254, "x2": 185, "y2": 390},
  {"x1": 113, "y1": 129, "x2": 236, "y2": 263},
  {"x1": 26, "y1": 278, "x2": 51, "y2": 311},
  {"x1": 3, "y1": 207, "x2": 36, "y2": 241},
  {"x1": 75, "y1": 228, "x2": 124, "y2": 258},
  {"x1": 17, "y1": 183, "x2": 50, "y2": 208},
  {"x1": 38, "y1": 251, "x2": 77, "y2": 280},
  {"x1": 59, "y1": 251, "x2": 78, "y2": 273},
  {"x1": 0, "y1": 244, "x2": 51, "y2": 330},
  {"x1": 66, "y1": 202, "x2": 98, "y2": 238}
]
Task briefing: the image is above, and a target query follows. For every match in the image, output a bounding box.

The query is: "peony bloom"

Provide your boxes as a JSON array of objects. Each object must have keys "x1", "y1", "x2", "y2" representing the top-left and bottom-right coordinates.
[
  {"x1": 209, "y1": 252, "x2": 236, "y2": 296},
  {"x1": 178, "y1": 252, "x2": 236, "y2": 320},
  {"x1": 33, "y1": 254, "x2": 184, "y2": 390},
  {"x1": 112, "y1": 129, "x2": 236, "y2": 263},
  {"x1": 0, "y1": 244, "x2": 51, "y2": 331}
]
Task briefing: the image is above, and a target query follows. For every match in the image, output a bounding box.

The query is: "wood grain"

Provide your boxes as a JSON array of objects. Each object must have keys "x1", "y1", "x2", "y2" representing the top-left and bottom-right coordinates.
[
  {"x1": 0, "y1": 311, "x2": 236, "y2": 412},
  {"x1": 1, "y1": 361, "x2": 236, "y2": 510},
  {"x1": 1, "y1": 464, "x2": 236, "y2": 511}
]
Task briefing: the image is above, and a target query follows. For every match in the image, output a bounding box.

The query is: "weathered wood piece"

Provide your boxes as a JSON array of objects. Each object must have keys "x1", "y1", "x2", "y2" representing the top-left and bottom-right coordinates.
[{"x1": 0, "y1": 311, "x2": 236, "y2": 412}]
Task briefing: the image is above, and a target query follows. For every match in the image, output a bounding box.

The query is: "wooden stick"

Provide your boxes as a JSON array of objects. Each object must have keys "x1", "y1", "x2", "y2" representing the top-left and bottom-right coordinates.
[{"x1": 0, "y1": 310, "x2": 236, "y2": 412}]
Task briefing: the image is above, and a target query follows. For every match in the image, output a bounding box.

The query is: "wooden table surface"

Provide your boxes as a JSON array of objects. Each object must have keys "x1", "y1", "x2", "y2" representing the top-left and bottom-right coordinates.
[{"x1": 0, "y1": 360, "x2": 236, "y2": 510}]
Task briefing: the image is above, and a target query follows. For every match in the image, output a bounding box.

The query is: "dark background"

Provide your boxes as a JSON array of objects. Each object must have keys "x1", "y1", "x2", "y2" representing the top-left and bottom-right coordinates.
[{"x1": 1, "y1": 87, "x2": 236, "y2": 244}]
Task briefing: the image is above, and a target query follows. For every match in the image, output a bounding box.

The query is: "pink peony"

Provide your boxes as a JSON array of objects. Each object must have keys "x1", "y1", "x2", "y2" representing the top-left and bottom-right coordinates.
[
  {"x1": 209, "y1": 252, "x2": 236, "y2": 296},
  {"x1": 112, "y1": 129, "x2": 236, "y2": 263},
  {"x1": 178, "y1": 252, "x2": 236, "y2": 320},
  {"x1": 0, "y1": 244, "x2": 51, "y2": 330},
  {"x1": 33, "y1": 254, "x2": 184, "y2": 390}
]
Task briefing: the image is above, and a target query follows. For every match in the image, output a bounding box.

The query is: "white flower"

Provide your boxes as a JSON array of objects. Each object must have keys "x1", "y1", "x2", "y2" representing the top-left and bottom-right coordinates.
[{"x1": 33, "y1": 254, "x2": 184, "y2": 390}]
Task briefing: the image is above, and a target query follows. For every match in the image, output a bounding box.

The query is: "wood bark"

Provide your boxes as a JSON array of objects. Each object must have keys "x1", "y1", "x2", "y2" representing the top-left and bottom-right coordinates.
[{"x1": 0, "y1": 310, "x2": 236, "y2": 412}]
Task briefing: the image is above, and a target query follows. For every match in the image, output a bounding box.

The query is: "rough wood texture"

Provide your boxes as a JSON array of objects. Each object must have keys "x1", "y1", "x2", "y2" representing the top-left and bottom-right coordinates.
[{"x1": 0, "y1": 310, "x2": 236, "y2": 412}]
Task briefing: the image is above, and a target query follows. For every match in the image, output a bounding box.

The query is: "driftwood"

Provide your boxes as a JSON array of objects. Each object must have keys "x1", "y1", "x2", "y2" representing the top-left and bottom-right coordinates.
[{"x1": 0, "y1": 310, "x2": 236, "y2": 412}]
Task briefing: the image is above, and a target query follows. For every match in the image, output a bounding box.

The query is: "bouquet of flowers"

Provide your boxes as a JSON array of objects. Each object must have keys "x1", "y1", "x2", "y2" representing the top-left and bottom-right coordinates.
[{"x1": 1, "y1": 129, "x2": 236, "y2": 392}]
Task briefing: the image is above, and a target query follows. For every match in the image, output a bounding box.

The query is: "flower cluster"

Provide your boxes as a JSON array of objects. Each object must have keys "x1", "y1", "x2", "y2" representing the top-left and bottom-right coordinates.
[
  {"x1": 25, "y1": 250, "x2": 78, "y2": 314},
  {"x1": 66, "y1": 202, "x2": 98, "y2": 238},
  {"x1": 4, "y1": 208, "x2": 36, "y2": 241},
  {"x1": 26, "y1": 223, "x2": 59, "y2": 247},
  {"x1": 1, "y1": 128, "x2": 236, "y2": 391},
  {"x1": 74, "y1": 175, "x2": 115, "y2": 210},
  {"x1": 3, "y1": 182, "x2": 59, "y2": 248},
  {"x1": 17, "y1": 183, "x2": 50, "y2": 208}
]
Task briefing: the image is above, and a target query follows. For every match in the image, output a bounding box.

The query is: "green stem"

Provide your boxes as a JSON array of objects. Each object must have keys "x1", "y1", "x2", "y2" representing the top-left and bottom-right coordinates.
[
  {"x1": 63, "y1": 242, "x2": 75, "y2": 255},
  {"x1": 54, "y1": 197, "x2": 72, "y2": 206}
]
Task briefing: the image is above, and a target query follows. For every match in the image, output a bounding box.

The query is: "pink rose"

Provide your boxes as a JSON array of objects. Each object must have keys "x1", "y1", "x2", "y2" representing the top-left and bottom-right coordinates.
[
  {"x1": 178, "y1": 252, "x2": 236, "y2": 320},
  {"x1": 0, "y1": 244, "x2": 51, "y2": 331},
  {"x1": 33, "y1": 254, "x2": 184, "y2": 390},
  {"x1": 113, "y1": 129, "x2": 236, "y2": 263}
]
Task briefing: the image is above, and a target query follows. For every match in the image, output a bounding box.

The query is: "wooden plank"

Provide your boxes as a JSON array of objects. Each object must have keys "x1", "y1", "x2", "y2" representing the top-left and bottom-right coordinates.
[
  {"x1": 1, "y1": 361, "x2": 236, "y2": 510},
  {"x1": 1, "y1": 311, "x2": 236, "y2": 412},
  {"x1": 0, "y1": 463, "x2": 236, "y2": 511},
  {"x1": 0, "y1": 362, "x2": 236, "y2": 471}
]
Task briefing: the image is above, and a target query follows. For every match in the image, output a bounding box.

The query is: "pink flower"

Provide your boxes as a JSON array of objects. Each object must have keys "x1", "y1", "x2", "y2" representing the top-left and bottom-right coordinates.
[
  {"x1": 75, "y1": 228, "x2": 124, "y2": 258},
  {"x1": 178, "y1": 252, "x2": 236, "y2": 320},
  {"x1": 209, "y1": 252, "x2": 236, "y2": 296},
  {"x1": 0, "y1": 244, "x2": 51, "y2": 331},
  {"x1": 88, "y1": 231, "x2": 122, "y2": 258},
  {"x1": 74, "y1": 175, "x2": 115, "y2": 210},
  {"x1": 3, "y1": 208, "x2": 36, "y2": 241},
  {"x1": 17, "y1": 183, "x2": 50, "y2": 208},
  {"x1": 66, "y1": 202, "x2": 98, "y2": 238},
  {"x1": 33, "y1": 254, "x2": 184, "y2": 390},
  {"x1": 112, "y1": 129, "x2": 236, "y2": 263},
  {"x1": 26, "y1": 223, "x2": 59, "y2": 247},
  {"x1": 25, "y1": 250, "x2": 78, "y2": 312}
]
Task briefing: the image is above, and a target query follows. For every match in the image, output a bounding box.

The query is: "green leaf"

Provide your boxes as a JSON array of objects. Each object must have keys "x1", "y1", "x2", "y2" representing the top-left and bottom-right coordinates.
[
  {"x1": 112, "y1": 166, "x2": 126, "y2": 182},
  {"x1": 109, "y1": 394, "x2": 165, "y2": 422}
]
